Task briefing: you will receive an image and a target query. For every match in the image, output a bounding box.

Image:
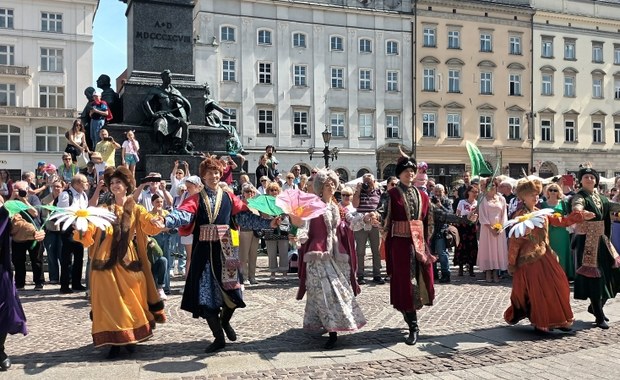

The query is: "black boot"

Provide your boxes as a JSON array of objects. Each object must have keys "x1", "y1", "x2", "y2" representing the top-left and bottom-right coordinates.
[
  {"x1": 205, "y1": 315, "x2": 226, "y2": 353},
  {"x1": 590, "y1": 298, "x2": 609, "y2": 329},
  {"x1": 324, "y1": 332, "x2": 337, "y2": 349},
  {"x1": 0, "y1": 332, "x2": 10, "y2": 371},
  {"x1": 106, "y1": 346, "x2": 120, "y2": 359},
  {"x1": 221, "y1": 306, "x2": 237, "y2": 342},
  {"x1": 402, "y1": 312, "x2": 419, "y2": 345}
]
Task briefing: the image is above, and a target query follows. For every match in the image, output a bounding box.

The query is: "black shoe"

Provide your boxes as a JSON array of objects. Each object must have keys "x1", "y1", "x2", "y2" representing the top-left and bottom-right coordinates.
[
  {"x1": 384, "y1": 276, "x2": 390, "y2": 283},
  {"x1": 106, "y1": 346, "x2": 121, "y2": 359},
  {"x1": 0, "y1": 357, "x2": 11, "y2": 371},
  {"x1": 324, "y1": 332, "x2": 337, "y2": 349},
  {"x1": 357, "y1": 277, "x2": 366, "y2": 285},
  {"x1": 72, "y1": 285, "x2": 87, "y2": 291},
  {"x1": 588, "y1": 304, "x2": 610, "y2": 322},
  {"x1": 595, "y1": 319, "x2": 609, "y2": 330},
  {"x1": 372, "y1": 276, "x2": 385, "y2": 285},
  {"x1": 239, "y1": 150, "x2": 249, "y2": 156},
  {"x1": 125, "y1": 344, "x2": 136, "y2": 353},
  {"x1": 34, "y1": 284, "x2": 44, "y2": 290},
  {"x1": 60, "y1": 287, "x2": 73, "y2": 294},
  {"x1": 222, "y1": 323, "x2": 237, "y2": 342},
  {"x1": 558, "y1": 327, "x2": 573, "y2": 332},
  {"x1": 204, "y1": 339, "x2": 226, "y2": 353}
]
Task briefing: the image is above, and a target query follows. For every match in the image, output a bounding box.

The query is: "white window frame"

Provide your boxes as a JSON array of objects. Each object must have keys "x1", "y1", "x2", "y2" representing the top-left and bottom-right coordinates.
[
  {"x1": 330, "y1": 112, "x2": 345, "y2": 137},
  {"x1": 0, "y1": 8, "x2": 14, "y2": 29},
  {"x1": 564, "y1": 75, "x2": 575, "y2": 97},
  {"x1": 592, "y1": 43, "x2": 603, "y2": 63},
  {"x1": 508, "y1": 116, "x2": 521, "y2": 140},
  {"x1": 258, "y1": 62, "x2": 272, "y2": 84},
  {"x1": 564, "y1": 40, "x2": 576, "y2": 60},
  {"x1": 614, "y1": 122, "x2": 620, "y2": 144},
  {"x1": 423, "y1": 68, "x2": 435, "y2": 91},
  {"x1": 41, "y1": 12, "x2": 62, "y2": 33},
  {"x1": 564, "y1": 120, "x2": 576, "y2": 142},
  {"x1": 386, "y1": 40, "x2": 399, "y2": 55},
  {"x1": 293, "y1": 110, "x2": 309, "y2": 136},
  {"x1": 0, "y1": 124, "x2": 19, "y2": 151},
  {"x1": 480, "y1": 72, "x2": 492, "y2": 95},
  {"x1": 222, "y1": 59, "x2": 236, "y2": 82},
  {"x1": 35, "y1": 126, "x2": 65, "y2": 152},
  {"x1": 386, "y1": 114, "x2": 400, "y2": 139},
  {"x1": 359, "y1": 69, "x2": 372, "y2": 91},
  {"x1": 593, "y1": 77, "x2": 603, "y2": 99},
  {"x1": 448, "y1": 30, "x2": 460, "y2": 49},
  {"x1": 593, "y1": 121, "x2": 604, "y2": 143},
  {"x1": 40, "y1": 48, "x2": 63, "y2": 72},
  {"x1": 423, "y1": 27, "x2": 436, "y2": 47},
  {"x1": 479, "y1": 115, "x2": 493, "y2": 139},
  {"x1": 447, "y1": 113, "x2": 461, "y2": 138},
  {"x1": 258, "y1": 109, "x2": 274, "y2": 135},
  {"x1": 222, "y1": 108, "x2": 238, "y2": 132},
  {"x1": 0, "y1": 83, "x2": 16, "y2": 106},
  {"x1": 542, "y1": 38, "x2": 553, "y2": 58},
  {"x1": 359, "y1": 38, "x2": 372, "y2": 53},
  {"x1": 39, "y1": 85, "x2": 64, "y2": 108},
  {"x1": 509, "y1": 74, "x2": 521, "y2": 96},
  {"x1": 0, "y1": 44, "x2": 14, "y2": 65},
  {"x1": 386, "y1": 70, "x2": 399, "y2": 92},
  {"x1": 221, "y1": 26, "x2": 235, "y2": 42},
  {"x1": 509, "y1": 36, "x2": 521, "y2": 55},
  {"x1": 480, "y1": 33, "x2": 492, "y2": 52},
  {"x1": 293, "y1": 65, "x2": 307, "y2": 87},
  {"x1": 542, "y1": 73, "x2": 553, "y2": 95},
  {"x1": 614, "y1": 78, "x2": 620, "y2": 100},
  {"x1": 422, "y1": 112, "x2": 436, "y2": 137},
  {"x1": 358, "y1": 113, "x2": 373, "y2": 138},
  {"x1": 257, "y1": 29, "x2": 272, "y2": 45},
  {"x1": 448, "y1": 69, "x2": 460, "y2": 93},
  {"x1": 614, "y1": 45, "x2": 620, "y2": 64},
  {"x1": 330, "y1": 36, "x2": 344, "y2": 51},
  {"x1": 331, "y1": 67, "x2": 344, "y2": 89},
  {"x1": 541, "y1": 119, "x2": 552, "y2": 142},
  {"x1": 292, "y1": 32, "x2": 306, "y2": 48}
]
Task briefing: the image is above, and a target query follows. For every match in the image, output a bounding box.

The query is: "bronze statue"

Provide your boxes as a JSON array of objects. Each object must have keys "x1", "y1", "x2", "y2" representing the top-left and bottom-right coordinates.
[
  {"x1": 96, "y1": 74, "x2": 121, "y2": 123},
  {"x1": 204, "y1": 83, "x2": 246, "y2": 156},
  {"x1": 143, "y1": 69, "x2": 192, "y2": 154},
  {"x1": 80, "y1": 86, "x2": 96, "y2": 149}
]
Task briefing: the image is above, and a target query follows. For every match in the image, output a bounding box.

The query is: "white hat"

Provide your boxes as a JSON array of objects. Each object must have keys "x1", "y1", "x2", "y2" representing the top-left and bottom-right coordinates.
[
  {"x1": 92, "y1": 91, "x2": 100, "y2": 97},
  {"x1": 184, "y1": 175, "x2": 202, "y2": 187}
]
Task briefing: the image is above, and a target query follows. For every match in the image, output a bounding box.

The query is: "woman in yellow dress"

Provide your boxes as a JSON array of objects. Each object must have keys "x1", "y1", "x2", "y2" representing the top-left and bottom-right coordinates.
[{"x1": 75, "y1": 166, "x2": 166, "y2": 359}]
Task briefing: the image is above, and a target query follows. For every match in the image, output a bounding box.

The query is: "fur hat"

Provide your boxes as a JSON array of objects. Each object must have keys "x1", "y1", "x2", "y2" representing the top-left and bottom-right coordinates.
[
  {"x1": 313, "y1": 169, "x2": 339, "y2": 195},
  {"x1": 515, "y1": 178, "x2": 542, "y2": 199},
  {"x1": 395, "y1": 146, "x2": 417, "y2": 178},
  {"x1": 577, "y1": 163, "x2": 599, "y2": 187},
  {"x1": 104, "y1": 166, "x2": 135, "y2": 194}
]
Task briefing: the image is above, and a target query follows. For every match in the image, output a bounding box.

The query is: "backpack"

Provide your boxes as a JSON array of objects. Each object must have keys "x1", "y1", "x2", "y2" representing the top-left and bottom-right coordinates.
[{"x1": 288, "y1": 249, "x2": 299, "y2": 273}]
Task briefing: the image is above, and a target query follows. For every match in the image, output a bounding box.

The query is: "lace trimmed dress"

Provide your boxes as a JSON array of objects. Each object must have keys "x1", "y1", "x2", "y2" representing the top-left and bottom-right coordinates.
[{"x1": 297, "y1": 202, "x2": 366, "y2": 332}]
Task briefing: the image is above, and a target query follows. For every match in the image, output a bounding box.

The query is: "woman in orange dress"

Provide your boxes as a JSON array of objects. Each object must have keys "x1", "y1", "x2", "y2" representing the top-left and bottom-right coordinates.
[{"x1": 504, "y1": 179, "x2": 594, "y2": 332}]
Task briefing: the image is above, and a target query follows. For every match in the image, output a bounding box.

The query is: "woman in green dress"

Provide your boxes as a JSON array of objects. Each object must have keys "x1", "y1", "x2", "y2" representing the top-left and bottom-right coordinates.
[{"x1": 542, "y1": 183, "x2": 574, "y2": 280}]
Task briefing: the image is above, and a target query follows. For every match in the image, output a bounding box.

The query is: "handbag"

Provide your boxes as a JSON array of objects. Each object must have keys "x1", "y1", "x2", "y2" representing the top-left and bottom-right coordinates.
[{"x1": 76, "y1": 151, "x2": 89, "y2": 169}]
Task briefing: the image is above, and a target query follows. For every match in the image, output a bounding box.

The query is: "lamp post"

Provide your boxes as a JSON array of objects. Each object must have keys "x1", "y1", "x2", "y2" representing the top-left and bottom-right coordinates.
[{"x1": 307, "y1": 126, "x2": 339, "y2": 168}]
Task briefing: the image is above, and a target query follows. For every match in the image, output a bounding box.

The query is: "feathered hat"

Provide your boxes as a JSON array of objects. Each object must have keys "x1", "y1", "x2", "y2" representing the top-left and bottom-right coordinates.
[{"x1": 395, "y1": 146, "x2": 417, "y2": 177}]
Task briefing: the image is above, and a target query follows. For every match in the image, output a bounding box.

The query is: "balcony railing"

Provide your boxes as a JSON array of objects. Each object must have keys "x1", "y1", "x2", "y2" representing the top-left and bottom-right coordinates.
[
  {"x1": 0, "y1": 65, "x2": 30, "y2": 78},
  {"x1": 0, "y1": 106, "x2": 77, "y2": 119}
]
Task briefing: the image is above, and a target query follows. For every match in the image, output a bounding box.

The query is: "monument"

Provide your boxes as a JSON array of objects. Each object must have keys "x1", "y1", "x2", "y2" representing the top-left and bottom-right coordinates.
[{"x1": 104, "y1": 0, "x2": 230, "y2": 176}]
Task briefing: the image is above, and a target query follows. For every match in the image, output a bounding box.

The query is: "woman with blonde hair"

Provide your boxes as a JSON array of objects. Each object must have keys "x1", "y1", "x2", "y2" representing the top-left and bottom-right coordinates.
[
  {"x1": 542, "y1": 182, "x2": 574, "y2": 279},
  {"x1": 477, "y1": 178, "x2": 508, "y2": 282},
  {"x1": 263, "y1": 182, "x2": 290, "y2": 280},
  {"x1": 64, "y1": 119, "x2": 89, "y2": 163}
]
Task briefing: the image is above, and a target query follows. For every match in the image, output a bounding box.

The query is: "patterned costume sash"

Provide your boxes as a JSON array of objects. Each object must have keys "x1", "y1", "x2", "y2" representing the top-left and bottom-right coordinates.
[
  {"x1": 200, "y1": 224, "x2": 241, "y2": 290},
  {"x1": 575, "y1": 221, "x2": 620, "y2": 278}
]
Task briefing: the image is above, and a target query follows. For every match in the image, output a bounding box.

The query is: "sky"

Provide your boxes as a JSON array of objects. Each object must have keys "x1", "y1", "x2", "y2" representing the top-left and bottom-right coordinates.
[{"x1": 92, "y1": 0, "x2": 128, "y2": 89}]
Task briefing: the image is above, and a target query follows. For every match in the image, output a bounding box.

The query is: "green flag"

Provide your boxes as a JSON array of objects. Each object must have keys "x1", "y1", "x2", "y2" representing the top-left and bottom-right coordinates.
[{"x1": 466, "y1": 141, "x2": 493, "y2": 178}]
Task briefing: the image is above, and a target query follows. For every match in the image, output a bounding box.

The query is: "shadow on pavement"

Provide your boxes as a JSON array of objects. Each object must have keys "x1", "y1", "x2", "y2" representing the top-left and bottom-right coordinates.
[{"x1": 142, "y1": 357, "x2": 207, "y2": 373}]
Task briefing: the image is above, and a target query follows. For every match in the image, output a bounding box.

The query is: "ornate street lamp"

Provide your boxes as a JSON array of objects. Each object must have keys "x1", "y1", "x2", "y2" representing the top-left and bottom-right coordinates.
[{"x1": 308, "y1": 126, "x2": 339, "y2": 168}]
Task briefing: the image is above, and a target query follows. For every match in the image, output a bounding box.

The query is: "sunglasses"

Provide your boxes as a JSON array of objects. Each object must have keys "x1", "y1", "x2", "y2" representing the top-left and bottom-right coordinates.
[
  {"x1": 342, "y1": 194, "x2": 351, "y2": 197},
  {"x1": 548, "y1": 189, "x2": 559, "y2": 193},
  {"x1": 261, "y1": 180, "x2": 267, "y2": 182},
  {"x1": 63, "y1": 158, "x2": 72, "y2": 161},
  {"x1": 311, "y1": 171, "x2": 317, "y2": 174}
]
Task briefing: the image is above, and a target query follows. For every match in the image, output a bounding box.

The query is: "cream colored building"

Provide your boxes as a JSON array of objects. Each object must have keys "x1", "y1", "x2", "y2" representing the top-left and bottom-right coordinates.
[
  {"x1": 0, "y1": 0, "x2": 97, "y2": 177},
  {"x1": 531, "y1": 0, "x2": 620, "y2": 179},
  {"x1": 413, "y1": 0, "x2": 534, "y2": 184},
  {"x1": 193, "y1": 0, "x2": 415, "y2": 181}
]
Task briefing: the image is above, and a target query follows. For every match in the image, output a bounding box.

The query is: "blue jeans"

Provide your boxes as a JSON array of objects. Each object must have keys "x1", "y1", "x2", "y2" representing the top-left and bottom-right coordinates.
[
  {"x1": 169, "y1": 233, "x2": 186, "y2": 274},
  {"x1": 153, "y1": 233, "x2": 171, "y2": 292},
  {"x1": 434, "y1": 236, "x2": 450, "y2": 276},
  {"x1": 44, "y1": 231, "x2": 63, "y2": 282},
  {"x1": 151, "y1": 256, "x2": 168, "y2": 288},
  {"x1": 90, "y1": 118, "x2": 105, "y2": 146}
]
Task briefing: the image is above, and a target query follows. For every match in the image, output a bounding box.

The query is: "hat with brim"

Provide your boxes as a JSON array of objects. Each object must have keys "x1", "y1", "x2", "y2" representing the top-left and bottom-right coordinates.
[{"x1": 184, "y1": 175, "x2": 203, "y2": 187}]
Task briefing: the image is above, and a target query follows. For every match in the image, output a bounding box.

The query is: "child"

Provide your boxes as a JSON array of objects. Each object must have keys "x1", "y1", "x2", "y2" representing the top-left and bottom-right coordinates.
[
  {"x1": 121, "y1": 130, "x2": 140, "y2": 177},
  {"x1": 149, "y1": 194, "x2": 171, "y2": 295}
]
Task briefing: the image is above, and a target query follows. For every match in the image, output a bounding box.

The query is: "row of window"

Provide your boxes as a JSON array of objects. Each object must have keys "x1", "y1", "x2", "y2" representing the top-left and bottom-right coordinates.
[
  {"x1": 219, "y1": 26, "x2": 401, "y2": 55},
  {"x1": 540, "y1": 72, "x2": 620, "y2": 99},
  {"x1": 222, "y1": 60, "x2": 402, "y2": 91},
  {"x1": 419, "y1": 113, "x2": 522, "y2": 140},
  {"x1": 0, "y1": 84, "x2": 64, "y2": 108},
  {"x1": 0, "y1": 8, "x2": 62, "y2": 32},
  {"x1": 0, "y1": 125, "x2": 66, "y2": 152},
  {"x1": 422, "y1": 27, "x2": 522, "y2": 55},
  {"x1": 539, "y1": 119, "x2": 620, "y2": 144},
  {"x1": 421, "y1": 69, "x2": 522, "y2": 95},
  {"x1": 541, "y1": 37, "x2": 620, "y2": 64},
  {"x1": 0, "y1": 45, "x2": 63, "y2": 72}
]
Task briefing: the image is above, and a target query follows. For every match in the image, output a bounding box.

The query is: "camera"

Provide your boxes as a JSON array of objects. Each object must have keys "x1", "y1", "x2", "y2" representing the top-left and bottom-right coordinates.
[
  {"x1": 362, "y1": 182, "x2": 370, "y2": 191},
  {"x1": 180, "y1": 161, "x2": 187, "y2": 166},
  {"x1": 431, "y1": 195, "x2": 440, "y2": 204},
  {"x1": 104, "y1": 136, "x2": 114, "y2": 142},
  {"x1": 18, "y1": 189, "x2": 28, "y2": 198},
  {"x1": 141, "y1": 176, "x2": 162, "y2": 184}
]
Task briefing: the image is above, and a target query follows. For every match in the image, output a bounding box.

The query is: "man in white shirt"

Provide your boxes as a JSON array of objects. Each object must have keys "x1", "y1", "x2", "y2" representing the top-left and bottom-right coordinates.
[
  {"x1": 133, "y1": 172, "x2": 173, "y2": 211},
  {"x1": 57, "y1": 174, "x2": 90, "y2": 294}
]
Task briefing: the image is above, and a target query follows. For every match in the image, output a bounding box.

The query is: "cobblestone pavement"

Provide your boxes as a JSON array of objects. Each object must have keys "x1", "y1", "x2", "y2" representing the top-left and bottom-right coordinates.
[{"x1": 4, "y1": 254, "x2": 620, "y2": 379}]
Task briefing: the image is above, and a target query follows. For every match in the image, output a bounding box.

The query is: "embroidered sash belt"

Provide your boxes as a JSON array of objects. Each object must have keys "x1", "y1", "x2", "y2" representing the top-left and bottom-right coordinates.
[{"x1": 575, "y1": 221, "x2": 620, "y2": 277}]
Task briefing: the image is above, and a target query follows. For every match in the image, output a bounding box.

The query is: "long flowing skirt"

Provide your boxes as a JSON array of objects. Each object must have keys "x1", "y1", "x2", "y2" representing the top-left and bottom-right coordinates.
[
  {"x1": 303, "y1": 256, "x2": 366, "y2": 332},
  {"x1": 454, "y1": 223, "x2": 478, "y2": 267},
  {"x1": 0, "y1": 265, "x2": 27, "y2": 336},
  {"x1": 549, "y1": 224, "x2": 574, "y2": 280},
  {"x1": 504, "y1": 252, "x2": 573, "y2": 331},
  {"x1": 90, "y1": 265, "x2": 156, "y2": 347}
]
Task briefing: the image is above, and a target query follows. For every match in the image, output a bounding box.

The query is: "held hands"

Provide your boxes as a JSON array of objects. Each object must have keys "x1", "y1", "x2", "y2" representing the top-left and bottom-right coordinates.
[
  {"x1": 151, "y1": 216, "x2": 166, "y2": 229},
  {"x1": 582, "y1": 210, "x2": 596, "y2": 220}
]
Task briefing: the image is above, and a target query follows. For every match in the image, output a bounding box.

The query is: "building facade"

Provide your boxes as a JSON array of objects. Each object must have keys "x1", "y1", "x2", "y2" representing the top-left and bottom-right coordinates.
[
  {"x1": 0, "y1": 0, "x2": 97, "y2": 177},
  {"x1": 531, "y1": 0, "x2": 620, "y2": 178},
  {"x1": 193, "y1": 0, "x2": 415, "y2": 181}
]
